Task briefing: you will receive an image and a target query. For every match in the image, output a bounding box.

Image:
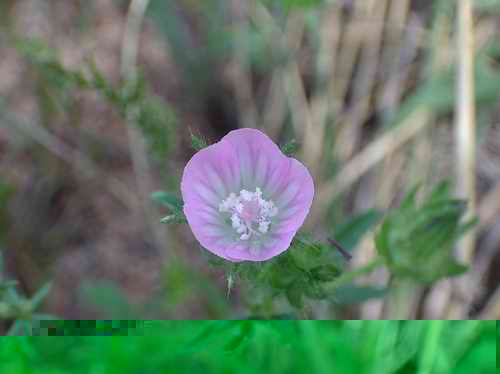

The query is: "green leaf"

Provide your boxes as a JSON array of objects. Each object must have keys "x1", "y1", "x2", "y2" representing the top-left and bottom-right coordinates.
[
  {"x1": 334, "y1": 209, "x2": 383, "y2": 253},
  {"x1": 280, "y1": 139, "x2": 298, "y2": 157},
  {"x1": 442, "y1": 262, "x2": 468, "y2": 277},
  {"x1": 374, "y1": 181, "x2": 475, "y2": 283},
  {"x1": 190, "y1": 132, "x2": 208, "y2": 151},
  {"x1": 151, "y1": 191, "x2": 187, "y2": 224},
  {"x1": 332, "y1": 285, "x2": 387, "y2": 305},
  {"x1": 31, "y1": 313, "x2": 58, "y2": 321},
  {"x1": 260, "y1": 0, "x2": 323, "y2": 11},
  {"x1": 151, "y1": 191, "x2": 183, "y2": 211},
  {"x1": 0, "y1": 280, "x2": 18, "y2": 292},
  {"x1": 303, "y1": 278, "x2": 327, "y2": 300},
  {"x1": 267, "y1": 263, "x2": 299, "y2": 289},
  {"x1": 289, "y1": 235, "x2": 335, "y2": 270},
  {"x1": 374, "y1": 218, "x2": 391, "y2": 260},
  {"x1": 79, "y1": 281, "x2": 138, "y2": 319},
  {"x1": 163, "y1": 259, "x2": 197, "y2": 307},
  {"x1": 30, "y1": 282, "x2": 52, "y2": 310},
  {"x1": 309, "y1": 264, "x2": 341, "y2": 282},
  {"x1": 285, "y1": 280, "x2": 304, "y2": 309},
  {"x1": 7, "y1": 320, "x2": 30, "y2": 336},
  {"x1": 135, "y1": 95, "x2": 176, "y2": 161}
]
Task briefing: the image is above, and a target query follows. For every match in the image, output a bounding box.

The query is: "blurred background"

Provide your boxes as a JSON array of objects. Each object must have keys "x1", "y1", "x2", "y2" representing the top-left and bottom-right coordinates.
[{"x1": 0, "y1": 0, "x2": 499, "y2": 324}]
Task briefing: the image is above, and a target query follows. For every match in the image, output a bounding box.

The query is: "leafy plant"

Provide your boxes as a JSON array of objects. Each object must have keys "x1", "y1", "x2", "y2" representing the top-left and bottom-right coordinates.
[
  {"x1": 375, "y1": 182, "x2": 476, "y2": 283},
  {"x1": 0, "y1": 252, "x2": 56, "y2": 335},
  {"x1": 15, "y1": 38, "x2": 176, "y2": 162}
]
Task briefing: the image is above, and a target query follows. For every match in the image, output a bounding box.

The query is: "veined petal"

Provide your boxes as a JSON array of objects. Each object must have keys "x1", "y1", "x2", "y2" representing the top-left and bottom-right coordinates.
[{"x1": 181, "y1": 128, "x2": 315, "y2": 262}]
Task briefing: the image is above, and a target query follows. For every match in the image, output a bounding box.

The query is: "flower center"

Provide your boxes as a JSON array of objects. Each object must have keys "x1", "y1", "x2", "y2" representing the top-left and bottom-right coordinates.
[{"x1": 218, "y1": 187, "x2": 278, "y2": 240}]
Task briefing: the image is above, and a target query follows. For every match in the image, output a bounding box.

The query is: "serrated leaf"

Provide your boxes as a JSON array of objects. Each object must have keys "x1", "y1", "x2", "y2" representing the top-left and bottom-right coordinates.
[
  {"x1": 260, "y1": 254, "x2": 299, "y2": 290},
  {"x1": 375, "y1": 181, "x2": 476, "y2": 283},
  {"x1": 190, "y1": 132, "x2": 208, "y2": 151},
  {"x1": 304, "y1": 278, "x2": 327, "y2": 300},
  {"x1": 135, "y1": 96, "x2": 175, "y2": 160},
  {"x1": 289, "y1": 236, "x2": 331, "y2": 270},
  {"x1": 280, "y1": 139, "x2": 298, "y2": 157},
  {"x1": 309, "y1": 264, "x2": 341, "y2": 282}
]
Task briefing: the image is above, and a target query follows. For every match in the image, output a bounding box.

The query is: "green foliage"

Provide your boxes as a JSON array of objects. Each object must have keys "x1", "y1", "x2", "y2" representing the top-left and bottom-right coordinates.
[
  {"x1": 375, "y1": 182, "x2": 476, "y2": 283},
  {"x1": 332, "y1": 285, "x2": 387, "y2": 305},
  {"x1": 162, "y1": 259, "x2": 197, "y2": 308},
  {"x1": 0, "y1": 252, "x2": 56, "y2": 333},
  {"x1": 280, "y1": 138, "x2": 298, "y2": 157},
  {"x1": 260, "y1": 0, "x2": 324, "y2": 11},
  {"x1": 191, "y1": 133, "x2": 208, "y2": 152},
  {"x1": 391, "y1": 43, "x2": 500, "y2": 130},
  {"x1": 151, "y1": 191, "x2": 187, "y2": 224},
  {"x1": 190, "y1": 132, "x2": 209, "y2": 151},
  {"x1": 15, "y1": 38, "x2": 89, "y2": 104},
  {"x1": 150, "y1": 191, "x2": 386, "y2": 313},
  {"x1": 334, "y1": 209, "x2": 383, "y2": 253},
  {"x1": 0, "y1": 321, "x2": 495, "y2": 373},
  {"x1": 79, "y1": 281, "x2": 139, "y2": 319},
  {"x1": 475, "y1": 0, "x2": 500, "y2": 13},
  {"x1": 227, "y1": 235, "x2": 346, "y2": 312},
  {"x1": 15, "y1": 38, "x2": 175, "y2": 161}
]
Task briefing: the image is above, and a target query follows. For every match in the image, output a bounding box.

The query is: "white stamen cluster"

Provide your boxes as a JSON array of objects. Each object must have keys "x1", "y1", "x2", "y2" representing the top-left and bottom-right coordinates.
[{"x1": 219, "y1": 187, "x2": 278, "y2": 240}]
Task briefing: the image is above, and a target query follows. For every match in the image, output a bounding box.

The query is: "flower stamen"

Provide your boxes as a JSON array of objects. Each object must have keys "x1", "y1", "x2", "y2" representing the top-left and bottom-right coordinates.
[{"x1": 219, "y1": 187, "x2": 278, "y2": 240}]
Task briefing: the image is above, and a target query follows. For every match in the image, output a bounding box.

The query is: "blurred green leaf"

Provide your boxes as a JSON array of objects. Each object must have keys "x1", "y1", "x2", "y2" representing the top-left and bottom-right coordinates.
[
  {"x1": 261, "y1": 0, "x2": 324, "y2": 11},
  {"x1": 285, "y1": 280, "x2": 304, "y2": 309},
  {"x1": 29, "y1": 282, "x2": 52, "y2": 311},
  {"x1": 151, "y1": 191, "x2": 187, "y2": 224},
  {"x1": 163, "y1": 259, "x2": 196, "y2": 308},
  {"x1": 334, "y1": 209, "x2": 383, "y2": 253},
  {"x1": 7, "y1": 320, "x2": 30, "y2": 336},
  {"x1": 233, "y1": 236, "x2": 347, "y2": 312},
  {"x1": 135, "y1": 95, "x2": 176, "y2": 161},
  {"x1": 375, "y1": 182, "x2": 475, "y2": 283},
  {"x1": 16, "y1": 38, "x2": 175, "y2": 162},
  {"x1": 79, "y1": 281, "x2": 138, "y2": 319},
  {"x1": 190, "y1": 132, "x2": 208, "y2": 151},
  {"x1": 280, "y1": 139, "x2": 298, "y2": 157},
  {"x1": 309, "y1": 264, "x2": 341, "y2": 282},
  {"x1": 332, "y1": 285, "x2": 387, "y2": 305}
]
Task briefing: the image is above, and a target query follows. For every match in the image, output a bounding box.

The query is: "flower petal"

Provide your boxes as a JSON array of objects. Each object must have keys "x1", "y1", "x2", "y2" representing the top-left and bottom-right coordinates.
[
  {"x1": 223, "y1": 128, "x2": 286, "y2": 192},
  {"x1": 181, "y1": 128, "x2": 315, "y2": 262}
]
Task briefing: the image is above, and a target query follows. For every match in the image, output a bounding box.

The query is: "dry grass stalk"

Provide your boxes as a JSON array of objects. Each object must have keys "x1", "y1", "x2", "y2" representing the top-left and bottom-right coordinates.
[
  {"x1": 229, "y1": 1, "x2": 258, "y2": 129},
  {"x1": 308, "y1": 107, "x2": 430, "y2": 227},
  {"x1": 445, "y1": 0, "x2": 477, "y2": 320}
]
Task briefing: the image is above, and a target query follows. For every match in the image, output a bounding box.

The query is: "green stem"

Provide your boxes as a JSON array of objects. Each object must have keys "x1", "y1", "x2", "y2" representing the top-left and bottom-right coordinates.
[{"x1": 324, "y1": 257, "x2": 385, "y2": 292}]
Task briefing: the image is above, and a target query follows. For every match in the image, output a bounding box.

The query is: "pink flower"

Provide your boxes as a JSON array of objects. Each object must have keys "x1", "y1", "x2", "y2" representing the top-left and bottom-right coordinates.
[{"x1": 181, "y1": 128, "x2": 314, "y2": 262}]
